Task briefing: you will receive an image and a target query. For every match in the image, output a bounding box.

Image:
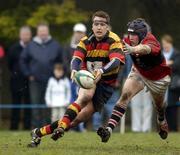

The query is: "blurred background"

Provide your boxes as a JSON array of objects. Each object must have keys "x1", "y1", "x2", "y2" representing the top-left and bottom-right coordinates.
[{"x1": 0, "y1": 0, "x2": 179, "y2": 132}]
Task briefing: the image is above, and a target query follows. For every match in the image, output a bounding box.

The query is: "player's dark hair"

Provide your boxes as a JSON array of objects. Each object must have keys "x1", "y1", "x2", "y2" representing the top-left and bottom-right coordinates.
[{"x1": 92, "y1": 10, "x2": 110, "y2": 25}]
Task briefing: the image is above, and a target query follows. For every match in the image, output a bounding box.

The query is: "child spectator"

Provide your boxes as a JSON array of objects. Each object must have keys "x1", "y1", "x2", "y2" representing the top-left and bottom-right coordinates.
[{"x1": 45, "y1": 64, "x2": 71, "y2": 122}]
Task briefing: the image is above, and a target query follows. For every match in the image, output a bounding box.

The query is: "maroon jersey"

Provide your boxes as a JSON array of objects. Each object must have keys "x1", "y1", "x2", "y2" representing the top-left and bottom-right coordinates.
[{"x1": 124, "y1": 33, "x2": 171, "y2": 80}]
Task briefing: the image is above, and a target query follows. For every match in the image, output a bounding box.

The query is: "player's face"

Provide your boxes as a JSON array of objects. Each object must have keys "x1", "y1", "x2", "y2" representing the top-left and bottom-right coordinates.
[
  {"x1": 129, "y1": 34, "x2": 139, "y2": 46},
  {"x1": 92, "y1": 16, "x2": 109, "y2": 40}
]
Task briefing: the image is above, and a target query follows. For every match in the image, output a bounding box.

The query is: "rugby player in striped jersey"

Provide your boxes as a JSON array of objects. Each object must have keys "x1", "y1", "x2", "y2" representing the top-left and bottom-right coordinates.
[{"x1": 27, "y1": 10, "x2": 125, "y2": 147}]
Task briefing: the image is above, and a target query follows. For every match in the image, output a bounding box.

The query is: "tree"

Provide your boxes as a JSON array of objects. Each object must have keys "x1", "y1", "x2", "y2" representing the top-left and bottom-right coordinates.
[{"x1": 0, "y1": 0, "x2": 89, "y2": 46}]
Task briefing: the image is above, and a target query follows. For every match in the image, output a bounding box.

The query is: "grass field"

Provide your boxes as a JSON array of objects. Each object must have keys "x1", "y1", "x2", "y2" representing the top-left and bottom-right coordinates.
[{"x1": 0, "y1": 131, "x2": 180, "y2": 155}]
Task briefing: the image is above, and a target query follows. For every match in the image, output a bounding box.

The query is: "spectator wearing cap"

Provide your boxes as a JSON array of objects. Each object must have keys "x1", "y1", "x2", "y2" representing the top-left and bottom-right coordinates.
[
  {"x1": 63, "y1": 23, "x2": 87, "y2": 78},
  {"x1": 161, "y1": 34, "x2": 180, "y2": 131}
]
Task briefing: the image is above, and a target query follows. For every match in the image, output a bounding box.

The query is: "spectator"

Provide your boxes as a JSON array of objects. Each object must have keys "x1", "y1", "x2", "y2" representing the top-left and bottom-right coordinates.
[
  {"x1": 131, "y1": 87, "x2": 153, "y2": 132},
  {"x1": 63, "y1": 23, "x2": 87, "y2": 77},
  {"x1": 20, "y1": 23, "x2": 63, "y2": 128},
  {"x1": 8, "y1": 26, "x2": 32, "y2": 130},
  {"x1": 161, "y1": 34, "x2": 180, "y2": 131},
  {"x1": 63, "y1": 23, "x2": 87, "y2": 132},
  {"x1": 45, "y1": 64, "x2": 71, "y2": 122}
]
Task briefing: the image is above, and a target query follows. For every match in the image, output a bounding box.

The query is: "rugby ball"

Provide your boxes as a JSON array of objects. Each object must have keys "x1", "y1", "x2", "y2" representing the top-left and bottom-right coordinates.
[{"x1": 74, "y1": 70, "x2": 95, "y2": 89}]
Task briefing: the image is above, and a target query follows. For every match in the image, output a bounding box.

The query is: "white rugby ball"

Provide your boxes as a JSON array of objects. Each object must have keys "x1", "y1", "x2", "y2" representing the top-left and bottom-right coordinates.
[{"x1": 74, "y1": 70, "x2": 95, "y2": 89}]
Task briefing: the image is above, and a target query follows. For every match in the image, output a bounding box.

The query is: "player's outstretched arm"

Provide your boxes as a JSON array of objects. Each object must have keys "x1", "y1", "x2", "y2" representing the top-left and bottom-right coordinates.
[{"x1": 123, "y1": 42, "x2": 151, "y2": 55}]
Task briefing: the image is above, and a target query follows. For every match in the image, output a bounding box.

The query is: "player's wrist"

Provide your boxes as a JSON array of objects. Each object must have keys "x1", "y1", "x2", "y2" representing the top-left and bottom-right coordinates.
[
  {"x1": 71, "y1": 70, "x2": 77, "y2": 81},
  {"x1": 72, "y1": 69, "x2": 77, "y2": 72}
]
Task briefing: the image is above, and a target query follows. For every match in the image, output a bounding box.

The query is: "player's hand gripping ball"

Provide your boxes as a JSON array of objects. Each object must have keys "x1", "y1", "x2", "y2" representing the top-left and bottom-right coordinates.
[{"x1": 74, "y1": 70, "x2": 95, "y2": 89}]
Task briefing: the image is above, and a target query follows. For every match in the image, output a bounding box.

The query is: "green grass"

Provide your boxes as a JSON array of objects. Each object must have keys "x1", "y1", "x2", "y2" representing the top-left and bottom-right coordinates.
[{"x1": 0, "y1": 131, "x2": 180, "y2": 155}]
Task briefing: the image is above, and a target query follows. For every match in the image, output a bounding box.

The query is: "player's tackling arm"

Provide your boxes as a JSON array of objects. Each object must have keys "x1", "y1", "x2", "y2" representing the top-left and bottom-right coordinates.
[
  {"x1": 123, "y1": 42, "x2": 151, "y2": 55},
  {"x1": 123, "y1": 34, "x2": 161, "y2": 55}
]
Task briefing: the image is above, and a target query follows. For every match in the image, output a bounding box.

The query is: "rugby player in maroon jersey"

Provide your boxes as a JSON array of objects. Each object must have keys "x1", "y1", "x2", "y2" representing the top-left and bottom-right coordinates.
[{"x1": 97, "y1": 18, "x2": 171, "y2": 142}]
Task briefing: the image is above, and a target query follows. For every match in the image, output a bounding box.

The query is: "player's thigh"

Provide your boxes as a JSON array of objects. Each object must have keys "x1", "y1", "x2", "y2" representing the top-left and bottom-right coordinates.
[
  {"x1": 146, "y1": 76, "x2": 170, "y2": 109},
  {"x1": 120, "y1": 77, "x2": 144, "y2": 102},
  {"x1": 76, "y1": 87, "x2": 96, "y2": 105}
]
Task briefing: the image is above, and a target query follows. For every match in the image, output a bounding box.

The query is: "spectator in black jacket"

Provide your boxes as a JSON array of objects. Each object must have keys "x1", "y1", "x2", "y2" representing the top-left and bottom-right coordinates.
[
  {"x1": 8, "y1": 26, "x2": 32, "y2": 130},
  {"x1": 20, "y1": 23, "x2": 63, "y2": 128},
  {"x1": 162, "y1": 34, "x2": 180, "y2": 131}
]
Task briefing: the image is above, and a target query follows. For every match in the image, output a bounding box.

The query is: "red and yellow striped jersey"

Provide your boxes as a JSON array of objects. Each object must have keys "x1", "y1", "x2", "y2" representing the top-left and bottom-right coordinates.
[{"x1": 73, "y1": 31, "x2": 125, "y2": 86}]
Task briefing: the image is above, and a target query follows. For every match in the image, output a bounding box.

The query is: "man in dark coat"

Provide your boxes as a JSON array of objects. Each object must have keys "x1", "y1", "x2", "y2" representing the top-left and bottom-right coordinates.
[{"x1": 8, "y1": 26, "x2": 32, "y2": 130}]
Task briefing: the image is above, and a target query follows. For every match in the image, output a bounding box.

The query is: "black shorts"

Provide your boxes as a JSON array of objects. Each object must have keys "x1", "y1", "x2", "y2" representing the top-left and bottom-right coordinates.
[{"x1": 92, "y1": 82, "x2": 114, "y2": 112}]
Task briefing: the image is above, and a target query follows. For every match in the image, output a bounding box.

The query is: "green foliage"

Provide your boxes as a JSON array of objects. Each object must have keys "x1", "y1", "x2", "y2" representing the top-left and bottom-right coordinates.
[
  {"x1": 0, "y1": 16, "x2": 18, "y2": 40},
  {"x1": 27, "y1": 0, "x2": 89, "y2": 27},
  {"x1": 0, "y1": 6, "x2": 32, "y2": 43},
  {"x1": 0, "y1": 0, "x2": 89, "y2": 46}
]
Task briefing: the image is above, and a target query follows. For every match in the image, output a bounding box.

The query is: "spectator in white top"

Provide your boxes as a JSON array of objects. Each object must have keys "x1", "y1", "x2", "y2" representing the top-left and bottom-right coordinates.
[{"x1": 45, "y1": 64, "x2": 71, "y2": 122}]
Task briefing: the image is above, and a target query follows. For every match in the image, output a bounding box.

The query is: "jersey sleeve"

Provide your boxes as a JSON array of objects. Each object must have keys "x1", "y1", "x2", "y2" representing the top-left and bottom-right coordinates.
[
  {"x1": 73, "y1": 39, "x2": 87, "y2": 61},
  {"x1": 141, "y1": 33, "x2": 161, "y2": 55},
  {"x1": 109, "y1": 41, "x2": 125, "y2": 64}
]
